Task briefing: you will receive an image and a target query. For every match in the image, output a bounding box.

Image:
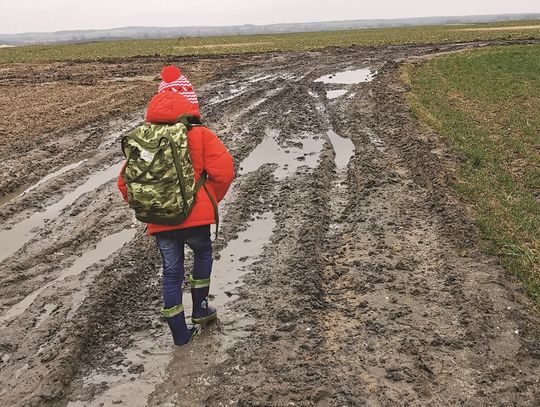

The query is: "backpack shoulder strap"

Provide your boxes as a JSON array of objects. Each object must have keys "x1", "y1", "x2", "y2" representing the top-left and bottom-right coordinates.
[
  {"x1": 175, "y1": 114, "x2": 203, "y2": 131},
  {"x1": 193, "y1": 171, "x2": 219, "y2": 240}
]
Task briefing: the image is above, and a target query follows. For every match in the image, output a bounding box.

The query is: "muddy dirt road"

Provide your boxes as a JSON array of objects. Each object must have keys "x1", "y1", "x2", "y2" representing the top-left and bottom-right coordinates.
[{"x1": 1, "y1": 41, "x2": 539, "y2": 407}]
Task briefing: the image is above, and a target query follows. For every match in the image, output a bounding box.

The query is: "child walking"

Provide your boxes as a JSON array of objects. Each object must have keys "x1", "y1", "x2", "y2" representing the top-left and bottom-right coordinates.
[{"x1": 118, "y1": 66, "x2": 234, "y2": 346}]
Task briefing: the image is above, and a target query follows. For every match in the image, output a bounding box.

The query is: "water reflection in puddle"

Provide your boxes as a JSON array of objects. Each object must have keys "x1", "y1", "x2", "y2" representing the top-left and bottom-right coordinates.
[
  {"x1": 246, "y1": 88, "x2": 282, "y2": 112},
  {"x1": 67, "y1": 333, "x2": 171, "y2": 407},
  {"x1": 326, "y1": 89, "x2": 348, "y2": 99},
  {"x1": 315, "y1": 68, "x2": 377, "y2": 84},
  {"x1": 20, "y1": 160, "x2": 88, "y2": 197},
  {"x1": 0, "y1": 229, "x2": 136, "y2": 325},
  {"x1": 0, "y1": 160, "x2": 89, "y2": 207},
  {"x1": 247, "y1": 74, "x2": 277, "y2": 83},
  {"x1": 327, "y1": 130, "x2": 355, "y2": 169},
  {"x1": 211, "y1": 212, "x2": 276, "y2": 305},
  {"x1": 239, "y1": 129, "x2": 324, "y2": 179},
  {"x1": 181, "y1": 212, "x2": 276, "y2": 318},
  {"x1": 0, "y1": 163, "x2": 122, "y2": 263},
  {"x1": 247, "y1": 98, "x2": 267, "y2": 111}
]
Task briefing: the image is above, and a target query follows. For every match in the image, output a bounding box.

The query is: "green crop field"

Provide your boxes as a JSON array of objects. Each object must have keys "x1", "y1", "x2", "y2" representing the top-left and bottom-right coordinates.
[
  {"x1": 403, "y1": 44, "x2": 540, "y2": 310},
  {"x1": 1, "y1": 19, "x2": 540, "y2": 63}
]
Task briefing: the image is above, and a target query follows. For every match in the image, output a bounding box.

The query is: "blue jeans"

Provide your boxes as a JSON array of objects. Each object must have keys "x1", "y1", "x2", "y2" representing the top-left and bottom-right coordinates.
[{"x1": 154, "y1": 225, "x2": 213, "y2": 309}]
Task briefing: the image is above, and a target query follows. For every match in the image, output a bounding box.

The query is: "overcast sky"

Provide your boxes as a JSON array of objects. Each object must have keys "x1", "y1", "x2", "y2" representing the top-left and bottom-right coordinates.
[{"x1": 1, "y1": 0, "x2": 539, "y2": 34}]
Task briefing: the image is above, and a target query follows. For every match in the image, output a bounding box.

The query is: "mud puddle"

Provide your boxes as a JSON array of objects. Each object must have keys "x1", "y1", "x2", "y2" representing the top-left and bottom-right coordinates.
[
  {"x1": 0, "y1": 160, "x2": 88, "y2": 206},
  {"x1": 0, "y1": 228, "x2": 136, "y2": 325},
  {"x1": 97, "y1": 114, "x2": 143, "y2": 149},
  {"x1": 67, "y1": 333, "x2": 172, "y2": 407},
  {"x1": 21, "y1": 160, "x2": 89, "y2": 197},
  {"x1": 0, "y1": 162, "x2": 122, "y2": 263},
  {"x1": 327, "y1": 129, "x2": 355, "y2": 169},
  {"x1": 246, "y1": 88, "x2": 282, "y2": 112},
  {"x1": 69, "y1": 213, "x2": 276, "y2": 407},
  {"x1": 239, "y1": 129, "x2": 324, "y2": 179},
  {"x1": 35, "y1": 303, "x2": 57, "y2": 329},
  {"x1": 315, "y1": 67, "x2": 377, "y2": 84},
  {"x1": 0, "y1": 113, "x2": 141, "y2": 208},
  {"x1": 210, "y1": 211, "x2": 276, "y2": 306},
  {"x1": 150, "y1": 211, "x2": 277, "y2": 406},
  {"x1": 247, "y1": 73, "x2": 278, "y2": 83},
  {"x1": 247, "y1": 97, "x2": 268, "y2": 111},
  {"x1": 179, "y1": 211, "x2": 276, "y2": 322},
  {"x1": 326, "y1": 89, "x2": 348, "y2": 99}
]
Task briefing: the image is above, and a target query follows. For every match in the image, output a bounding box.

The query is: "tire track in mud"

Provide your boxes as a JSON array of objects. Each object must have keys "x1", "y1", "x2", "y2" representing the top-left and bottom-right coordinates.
[
  {"x1": 0, "y1": 113, "x2": 147, "y2": 406},
  {"x1": 0, "y1": 60, "x2": 300, "y2": 406},
  {"x1": 1, "y1": 41, "x2": 539, "y2": 407},
  {"x1": 193, "y1": 43, "x2": 539, "y2": 406},
  {"x1": 66, "y1": 60, "x2": 328, "y2": 406}
]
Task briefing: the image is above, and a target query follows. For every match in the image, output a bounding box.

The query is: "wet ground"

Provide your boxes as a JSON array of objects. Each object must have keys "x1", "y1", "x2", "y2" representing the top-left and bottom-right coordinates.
[{"x1": 1, "y1": 40, "x2": 540, "y2": 406}]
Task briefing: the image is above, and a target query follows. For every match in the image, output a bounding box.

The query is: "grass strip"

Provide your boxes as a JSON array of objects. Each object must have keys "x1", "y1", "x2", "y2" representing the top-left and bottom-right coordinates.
[{"x1": 403, "y1": 44, "x2": 540, "y2": 310}]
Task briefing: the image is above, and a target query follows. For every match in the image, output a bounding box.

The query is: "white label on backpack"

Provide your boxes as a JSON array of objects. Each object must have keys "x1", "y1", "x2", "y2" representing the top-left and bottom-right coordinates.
[{"x1": 140, "y1": 149, "x2": 155, "y2": 163}]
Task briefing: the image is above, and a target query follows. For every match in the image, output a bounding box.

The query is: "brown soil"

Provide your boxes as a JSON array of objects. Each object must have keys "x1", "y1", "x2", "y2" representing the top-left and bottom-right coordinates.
[{"x1": 0, "y1": 40, "x2": 539, "y2": 407}]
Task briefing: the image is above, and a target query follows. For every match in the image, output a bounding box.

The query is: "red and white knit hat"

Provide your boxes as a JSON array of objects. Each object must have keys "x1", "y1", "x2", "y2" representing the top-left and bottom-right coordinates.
[{"x1": 158, "y1": 66, "x2": 199, "y2": 108}]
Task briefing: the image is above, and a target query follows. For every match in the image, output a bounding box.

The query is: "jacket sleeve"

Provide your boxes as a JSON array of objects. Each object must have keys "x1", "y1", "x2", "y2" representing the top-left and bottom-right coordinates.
[
  {"x1": 203, "y1": 128, "x2": 234, "y2": 203},
  {"x1": 117, "y1": 161, "x2": 128, "y2": 202}
]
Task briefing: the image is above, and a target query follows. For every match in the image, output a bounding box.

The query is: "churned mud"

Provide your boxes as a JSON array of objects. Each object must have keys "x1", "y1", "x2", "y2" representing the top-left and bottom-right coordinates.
[{"x1": 1, "y1": 40, "x2": 540, "y2": 407}]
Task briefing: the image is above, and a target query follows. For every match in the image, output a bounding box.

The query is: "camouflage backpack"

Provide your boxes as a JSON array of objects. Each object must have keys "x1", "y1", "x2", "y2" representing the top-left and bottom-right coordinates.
[{"x1": 120, "y1": 115, "x2": 210, "y2": 226}]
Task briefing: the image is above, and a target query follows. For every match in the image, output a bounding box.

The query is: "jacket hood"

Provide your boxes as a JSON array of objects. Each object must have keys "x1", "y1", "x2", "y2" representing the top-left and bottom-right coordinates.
[{"x1": 145, "y1": 92, "x2": 201, "y2": 124}]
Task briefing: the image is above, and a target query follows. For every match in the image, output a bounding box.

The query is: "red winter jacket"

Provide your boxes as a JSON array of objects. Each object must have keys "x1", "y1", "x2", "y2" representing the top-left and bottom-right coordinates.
[{"x1": 117, "y1": 92, "x2": 234, "y2": 235}]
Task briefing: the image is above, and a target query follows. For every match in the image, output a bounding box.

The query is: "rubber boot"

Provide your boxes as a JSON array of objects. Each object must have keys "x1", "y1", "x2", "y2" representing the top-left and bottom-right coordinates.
[
  {"x1": 189, "y1": 275, "x2": 217, "y2": 324},
  {"x1": 162, "y1": 304, "x2": 195, "y2": 346}
]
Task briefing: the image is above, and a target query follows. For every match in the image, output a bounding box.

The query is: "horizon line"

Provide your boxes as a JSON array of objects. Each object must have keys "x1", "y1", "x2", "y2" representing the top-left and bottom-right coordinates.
[{"x1": 1, "y1": 12, "x2": 539, "y2": 37}]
